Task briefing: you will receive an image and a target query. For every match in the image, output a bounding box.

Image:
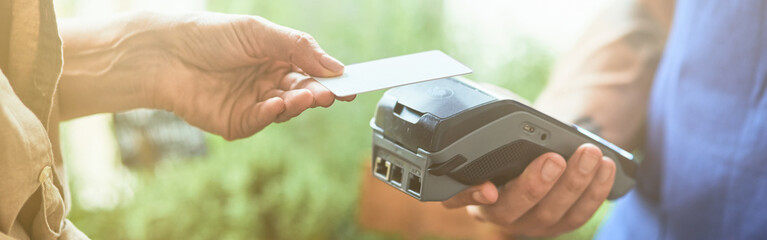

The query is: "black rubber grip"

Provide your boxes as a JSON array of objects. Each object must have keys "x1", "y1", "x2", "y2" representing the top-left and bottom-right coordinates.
[{"x1": 447, "y1": 140, "x2": 555, "y2": 186}]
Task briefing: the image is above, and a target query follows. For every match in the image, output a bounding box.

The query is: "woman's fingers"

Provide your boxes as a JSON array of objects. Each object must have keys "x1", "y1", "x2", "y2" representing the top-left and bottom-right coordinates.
[
  {"x1": 286, "y1": 73, "x2": 335, "y2": 108},
  {"x1": 281, "y1": 71, "x2": 356, "y2": 107},
  {"x1": 274, "y1": 89, "x2": 314, "y2": 123},
  {"x1": 251, "y1": 17, "x2": 344, "y2": 77},
  {"x1": 231, "y1": 96, "x2": 285, "y2": 140},
  {"x1": 336, "y1": 94, "x2": 356, "y2": 102}
]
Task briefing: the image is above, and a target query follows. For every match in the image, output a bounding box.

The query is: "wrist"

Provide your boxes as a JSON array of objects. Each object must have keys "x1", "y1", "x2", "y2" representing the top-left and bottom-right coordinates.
[{"x1": 58, "y1": 12, "x2": 167, "y2": 119}]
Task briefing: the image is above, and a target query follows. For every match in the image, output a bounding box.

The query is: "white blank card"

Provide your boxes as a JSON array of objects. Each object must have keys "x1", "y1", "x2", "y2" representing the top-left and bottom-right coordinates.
[{"x1": 314, "y1": 50, "x2": 472, "y2": 96}]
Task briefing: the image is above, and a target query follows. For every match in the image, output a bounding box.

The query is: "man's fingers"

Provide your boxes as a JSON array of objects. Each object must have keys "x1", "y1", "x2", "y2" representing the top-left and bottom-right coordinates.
[
  {"x1": 541, "y1": 156, "x2": 616, "y2": 235},
  {"x1": 483, "y1": 153, "x2": 566, "y2": 225},
  {"x1": 442, "y1": 181, "x2": 498, "y2": 209},
  {"x1": 256, "y1": 18, "x2": 343, "y2": 77},
  {"x1": 510, "y1": 144, "x2": 603, "y2": 230},
  {"x1": 466, "y1": 205, "x2": 487, "y2": 222},
  {"x1": 274, "y1": 89, "x2": 313, "y2": 123}
]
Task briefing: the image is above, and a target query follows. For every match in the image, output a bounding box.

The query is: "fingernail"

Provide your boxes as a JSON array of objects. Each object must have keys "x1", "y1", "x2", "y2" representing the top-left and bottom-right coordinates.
[
  {"x1": 472, "y1": 191, "x2": 488, "y2": 204},
  {"x1": 541, "y1": 158, "x2": 563, "y2": 182},
  {"x1": 598, "y1": 158, "x2": 613, "y2": 182},
  {"x1": 320, "y1": 54, "x2": 344, "y2": 73},
  {"x1": 578, "y1": 146, "x2": 600, "y2": 174}
]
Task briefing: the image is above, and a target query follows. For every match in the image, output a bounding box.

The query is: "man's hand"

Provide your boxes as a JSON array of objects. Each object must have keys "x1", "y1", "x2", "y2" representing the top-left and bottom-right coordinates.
[
  {"x1": 442, "y1": 144, "x2": 616, "y2": 237},
  {"x1": 60, "y1": 12, "x2": 352, "y2": 140}
]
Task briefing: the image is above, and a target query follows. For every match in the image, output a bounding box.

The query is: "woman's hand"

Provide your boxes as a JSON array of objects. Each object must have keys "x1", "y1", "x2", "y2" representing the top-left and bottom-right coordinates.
[{"x1": 59, "y1": 12, "x2": 353, "y2": 140}]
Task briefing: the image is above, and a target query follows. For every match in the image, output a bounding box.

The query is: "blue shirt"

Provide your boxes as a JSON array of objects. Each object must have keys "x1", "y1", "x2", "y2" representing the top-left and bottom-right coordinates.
[{"x1": 597, "y1": 0, "x2": 767, "y2": 239}]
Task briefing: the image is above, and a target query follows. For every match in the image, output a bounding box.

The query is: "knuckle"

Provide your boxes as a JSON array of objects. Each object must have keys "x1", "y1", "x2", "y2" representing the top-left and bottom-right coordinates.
[
  {"x1": 521, "y1": 179, "x2": 551, "y2": 203},
  {"x1": 292, "y1": 32, "x2": 317, "y2": 48},
  {"x1": 237, "y1": 15, "x2": 255, "y2": 25},
  {"x1": 244, "y1": 16, "x2": 270, "y2": 33},
  {"x1": 534, "y1": 210, "x2": 559, "y2": 226},
  {"x1": 522, "y1": 183, "x2": 547, "y2": 203},
  {"x1": 562, "y1": 177, "x2": 587, "y2": 195},
  {"x1": 292, "y1": 75, "x2": 313, "y2": 89},
  {"x1": 250, "y1": 15, "x2": 268, "y2": 24}
]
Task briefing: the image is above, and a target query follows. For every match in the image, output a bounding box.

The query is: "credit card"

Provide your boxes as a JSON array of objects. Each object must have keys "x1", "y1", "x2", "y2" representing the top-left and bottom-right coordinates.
[{"x1": 314, "y1": 50, "x2": 472, "y2": 96}]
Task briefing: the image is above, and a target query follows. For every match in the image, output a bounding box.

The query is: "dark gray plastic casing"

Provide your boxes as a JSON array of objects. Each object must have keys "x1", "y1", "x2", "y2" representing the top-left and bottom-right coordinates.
[{"x1": 370, "y1": 77, "x2": 637, "y2": 201}]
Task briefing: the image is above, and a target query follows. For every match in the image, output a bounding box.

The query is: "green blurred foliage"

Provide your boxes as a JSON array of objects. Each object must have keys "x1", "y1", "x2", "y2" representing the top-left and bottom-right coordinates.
[{"x1": 63, "y1": 0, "x2": 615, "y2": 239}]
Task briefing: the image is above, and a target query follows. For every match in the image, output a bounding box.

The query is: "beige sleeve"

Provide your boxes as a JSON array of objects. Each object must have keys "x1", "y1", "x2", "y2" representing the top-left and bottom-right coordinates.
[
  {"x1": 58, "y1": 220, "x2": 89, "y2": 240},
  {"x1": 533, "y1": 0, "x2": 674, "y2": 150}
]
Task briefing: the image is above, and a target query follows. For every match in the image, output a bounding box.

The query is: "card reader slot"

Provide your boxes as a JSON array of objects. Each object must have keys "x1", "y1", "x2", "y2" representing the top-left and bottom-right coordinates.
[
  {"x1": 428, "y1": 154, "x2": 467, "y2": 176},
  {"x1": 394, "y1": 102, "x2": 424, "y2": 124}
]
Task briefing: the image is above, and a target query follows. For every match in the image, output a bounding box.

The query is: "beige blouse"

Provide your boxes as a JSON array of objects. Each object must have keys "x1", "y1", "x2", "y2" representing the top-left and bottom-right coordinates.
[{"x1": 0, "y1": 0, "x2": 87, "y2": 239}]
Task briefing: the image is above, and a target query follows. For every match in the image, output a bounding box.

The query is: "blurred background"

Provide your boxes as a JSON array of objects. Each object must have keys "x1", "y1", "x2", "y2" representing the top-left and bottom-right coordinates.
[{"x1": 54, "y1": 0, "x2": 614, "y2": 239}]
